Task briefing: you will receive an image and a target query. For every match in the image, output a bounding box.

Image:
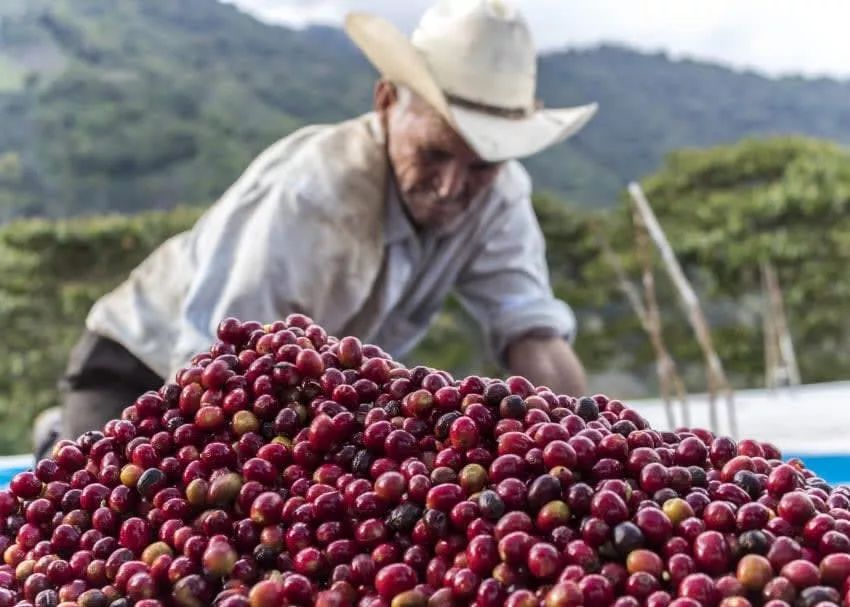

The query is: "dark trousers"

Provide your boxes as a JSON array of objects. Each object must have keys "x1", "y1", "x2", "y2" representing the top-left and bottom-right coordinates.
[{"x1": 60, "y1": 330, "x2": 164, "y2": 441}]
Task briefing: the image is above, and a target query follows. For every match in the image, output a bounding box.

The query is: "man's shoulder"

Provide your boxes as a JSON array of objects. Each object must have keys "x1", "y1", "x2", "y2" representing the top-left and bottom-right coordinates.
[
  {"x1": 254, "y1": 113, "x2": 387, "y2": 213},
  {"x1": 261, "y1": 113, "x2": 384, "y2": 176},
  {"x1": 492, "y1": 160, "x2": 532, "y2": 203}
]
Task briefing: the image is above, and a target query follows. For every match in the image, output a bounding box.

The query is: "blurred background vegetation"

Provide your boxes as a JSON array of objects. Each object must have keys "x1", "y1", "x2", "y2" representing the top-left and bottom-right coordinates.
[{"x1": 1, "y1": 0, "x2": 849, "y2": 452}]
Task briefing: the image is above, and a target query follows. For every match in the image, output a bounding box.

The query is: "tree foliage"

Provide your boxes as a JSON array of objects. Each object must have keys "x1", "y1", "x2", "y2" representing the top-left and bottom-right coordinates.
[{"x1": 636, "y1": 137, "x2": 850, "y2": 385}]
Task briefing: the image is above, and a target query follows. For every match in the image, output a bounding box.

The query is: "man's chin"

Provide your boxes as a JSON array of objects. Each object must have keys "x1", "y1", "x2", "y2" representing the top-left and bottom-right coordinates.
[{"x1": 403, "y1": 198, "x2": 465, "y2": 231}]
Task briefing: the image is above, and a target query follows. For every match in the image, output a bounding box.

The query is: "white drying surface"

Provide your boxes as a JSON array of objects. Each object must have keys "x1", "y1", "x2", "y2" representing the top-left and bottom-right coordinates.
[{"x1": 628, "y1": 380, "x2": 850, "y2": 454}]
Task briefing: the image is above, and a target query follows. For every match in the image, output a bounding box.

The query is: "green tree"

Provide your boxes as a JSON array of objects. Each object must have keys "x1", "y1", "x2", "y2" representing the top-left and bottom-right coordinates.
[{"x1": 636, "y1": 137, "x2": 850, "y2": 385}]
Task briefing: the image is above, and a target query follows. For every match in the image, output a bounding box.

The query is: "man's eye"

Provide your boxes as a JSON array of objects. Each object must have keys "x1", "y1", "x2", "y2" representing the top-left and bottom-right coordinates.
[
  {"x1": 424, "y1": 150, "x2": 452, "y2": 162},
  {"x1": 471, "y1": 161, "x2": 499, "y2": 172}
]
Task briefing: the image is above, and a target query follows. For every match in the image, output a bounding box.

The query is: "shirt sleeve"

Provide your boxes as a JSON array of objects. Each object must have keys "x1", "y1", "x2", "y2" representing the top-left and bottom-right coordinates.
[{"x1": 454, "y1": 194, "x2": 577, "y2": 366}]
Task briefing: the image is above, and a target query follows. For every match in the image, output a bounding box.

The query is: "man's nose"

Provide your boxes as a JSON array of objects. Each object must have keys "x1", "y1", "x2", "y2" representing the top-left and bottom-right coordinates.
[{"x1": 436, "y1": 162, "x2": 467, "y2": 200}]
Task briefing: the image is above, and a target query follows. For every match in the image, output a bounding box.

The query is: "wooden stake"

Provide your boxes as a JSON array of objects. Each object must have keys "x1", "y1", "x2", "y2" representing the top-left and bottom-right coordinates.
[
  {"x1": 594, "y1": 226, "x2": 687, "y2": 430},
  {"x1": 761, "y1": 265, "x2": 780, "y2": 389},
  {"x1": 763, "y1": 261, "x2": 800, "y2": 386},
  {"x1": 628, "y1": 183, "x2": 738, "y2": 437},
  {"x1": 630, "y1": 203, "x2": 692, "y2": 428},
  {"x1": 761, "y1": 260, "x2": 801, "y2": 387}
]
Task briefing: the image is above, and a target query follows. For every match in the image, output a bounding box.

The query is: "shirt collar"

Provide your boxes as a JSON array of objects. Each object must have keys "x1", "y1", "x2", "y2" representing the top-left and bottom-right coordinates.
[{"x1": 384, "y1": 175, "x2": 416, "y2": 245}]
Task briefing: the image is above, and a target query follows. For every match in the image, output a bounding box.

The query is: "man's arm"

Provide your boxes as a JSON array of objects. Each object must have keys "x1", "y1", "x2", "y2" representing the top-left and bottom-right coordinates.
[
  {"x1": 453, "y1": 169, "x2": 586, "y2": 395},
  {"x1": 506, "y1": 333, "x2": 587, "y2": 397}
]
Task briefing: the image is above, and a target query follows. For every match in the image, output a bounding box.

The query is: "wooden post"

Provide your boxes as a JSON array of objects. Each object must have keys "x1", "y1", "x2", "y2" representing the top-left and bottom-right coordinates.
[
  {"x1": 628, "y1": 182, "x2": 738, "y2": 437},
  {"x1": 630, "y1": 203, "x2": 692, "y2": 428},
  {"x1": 597, "y1": 230, "x2": 676, "y2": 430},
  {"x1": 594, "y1": 227, "x2": 687, "y2": 430},
  {"x1": 761, "y1": 264, "x2": 780, "y2": 389},
  {"x1": 761, "y1": 260, "x2": 801, "y2": 387}
]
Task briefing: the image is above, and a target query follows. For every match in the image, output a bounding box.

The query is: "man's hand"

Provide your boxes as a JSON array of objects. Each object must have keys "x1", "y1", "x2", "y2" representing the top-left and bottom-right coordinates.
[{"x1": 506, "y1": 333, "x2": 587, "y2": 397}]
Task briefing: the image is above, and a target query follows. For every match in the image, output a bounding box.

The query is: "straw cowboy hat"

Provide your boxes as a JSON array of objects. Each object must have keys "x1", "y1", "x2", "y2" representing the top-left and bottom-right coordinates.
[{"x1": 344, "y1": 0, "x2": 598, "y2": 162}]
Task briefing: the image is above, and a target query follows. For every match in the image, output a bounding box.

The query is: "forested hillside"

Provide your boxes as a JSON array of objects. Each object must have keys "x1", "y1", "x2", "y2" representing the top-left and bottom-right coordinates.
[{"x1": 1, "y1": 0, "x2": 850, "y2": 218}]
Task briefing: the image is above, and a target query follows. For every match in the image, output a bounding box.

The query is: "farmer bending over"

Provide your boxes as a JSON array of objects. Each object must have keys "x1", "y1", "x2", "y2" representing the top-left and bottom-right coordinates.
[{"x1": 35, "y1": 0, "x2": 597, "y2": 456}]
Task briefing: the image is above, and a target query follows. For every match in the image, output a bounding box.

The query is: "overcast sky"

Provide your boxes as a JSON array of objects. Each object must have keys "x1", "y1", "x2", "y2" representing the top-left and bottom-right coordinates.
[{"x1": 224, "y1": 0, "x2": 850, "y2": 79}]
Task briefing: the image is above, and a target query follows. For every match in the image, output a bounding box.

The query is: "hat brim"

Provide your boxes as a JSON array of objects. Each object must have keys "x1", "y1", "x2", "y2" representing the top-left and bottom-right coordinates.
[
  {"x1": 344, "y1": 12, "x2": 598, "y2": 163},
  {"x1": 450, "y1": 102, "x2": 598, "y2": 162}
]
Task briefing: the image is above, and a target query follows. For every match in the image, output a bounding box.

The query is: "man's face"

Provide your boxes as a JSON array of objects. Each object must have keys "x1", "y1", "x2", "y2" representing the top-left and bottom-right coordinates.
[{"x1": 377, "y1": 83, "x2": 503, "y2": 231}]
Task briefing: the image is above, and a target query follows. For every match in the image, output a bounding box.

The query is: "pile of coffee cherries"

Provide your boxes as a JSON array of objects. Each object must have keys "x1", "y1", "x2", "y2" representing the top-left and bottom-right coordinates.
[{"x1": 2, "y1": 315, "x2": 849, "y2": 607}]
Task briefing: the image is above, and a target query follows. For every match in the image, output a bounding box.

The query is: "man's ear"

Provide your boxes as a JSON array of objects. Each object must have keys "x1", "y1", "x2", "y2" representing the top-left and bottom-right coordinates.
[{"x1": 374, "y1": 79, "x2": 397, "y2": 128}]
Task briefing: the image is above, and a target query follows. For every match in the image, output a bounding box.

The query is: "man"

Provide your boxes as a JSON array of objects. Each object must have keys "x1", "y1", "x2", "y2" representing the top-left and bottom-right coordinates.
[{"x1": 37, "y1": 0, "x2": 598, "y2": 453}]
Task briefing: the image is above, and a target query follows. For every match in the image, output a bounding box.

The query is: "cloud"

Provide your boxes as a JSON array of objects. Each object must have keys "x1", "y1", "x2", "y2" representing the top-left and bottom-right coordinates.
[
  {"x1": 223, "y1": 0, "x2": 428, "y2": 30},
  {"x1": 223, "y1": 0, "x2": 850, "y2": 78}
]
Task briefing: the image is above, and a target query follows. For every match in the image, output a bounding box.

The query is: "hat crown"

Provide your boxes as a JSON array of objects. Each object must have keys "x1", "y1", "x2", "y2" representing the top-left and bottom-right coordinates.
[{"x1": 411, "y1": 0, "x2": 536, "y2": 111}]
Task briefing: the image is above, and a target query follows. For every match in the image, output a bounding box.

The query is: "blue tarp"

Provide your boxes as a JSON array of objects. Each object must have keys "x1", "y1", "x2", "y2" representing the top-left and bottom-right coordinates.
[{"x1": 785, "y1": 453, "x2": 850, "y2": 486}]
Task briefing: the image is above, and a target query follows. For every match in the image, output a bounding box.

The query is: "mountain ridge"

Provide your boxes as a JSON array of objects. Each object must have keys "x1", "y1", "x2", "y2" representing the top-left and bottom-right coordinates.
[{"x1": 1, "y1": 0, "x2": 850, "y2": 218}]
